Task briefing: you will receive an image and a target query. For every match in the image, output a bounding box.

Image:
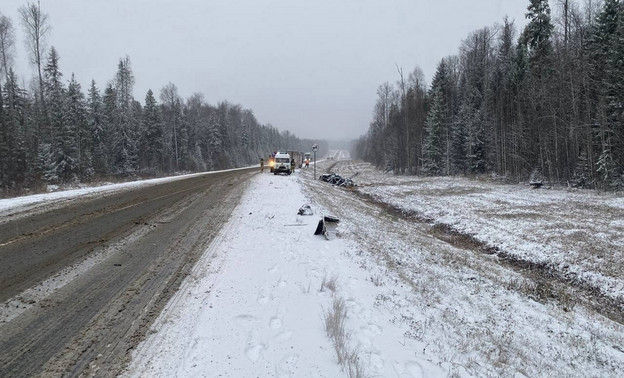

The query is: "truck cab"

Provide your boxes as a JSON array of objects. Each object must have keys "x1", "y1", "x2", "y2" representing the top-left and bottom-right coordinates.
[{"x1": 273, "y1": 152, "x2": 292, "y2": 175}]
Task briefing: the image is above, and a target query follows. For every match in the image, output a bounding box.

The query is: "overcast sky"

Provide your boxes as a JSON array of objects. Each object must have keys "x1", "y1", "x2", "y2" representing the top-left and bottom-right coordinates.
[{"x1": 3, "y1": 0, "x2": 532, "y2": 141}]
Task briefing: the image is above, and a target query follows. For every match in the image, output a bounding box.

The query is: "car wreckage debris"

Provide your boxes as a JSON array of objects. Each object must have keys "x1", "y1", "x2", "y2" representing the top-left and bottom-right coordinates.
[
  {"x1": 298, "y1": 204, "x2": 314, "y2": 215},
  {"x1": 319, "y1": 173, "x2": 356, "y2": 187},
  {"x1": 314, "y1": 215, "x2": 340, "y2": 240}
]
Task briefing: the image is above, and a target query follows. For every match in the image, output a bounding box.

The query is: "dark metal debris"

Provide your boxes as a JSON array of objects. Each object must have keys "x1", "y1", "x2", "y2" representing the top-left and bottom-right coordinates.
[
  {"x1": 314, "y1": 215, "x2": 340, "y2": 240},
  {"x1": 298, "y1": 204, "x2": 314, "y2": 215},
  {"x1": 319, "y1": 173, "x2": 356, "y2": 187}
]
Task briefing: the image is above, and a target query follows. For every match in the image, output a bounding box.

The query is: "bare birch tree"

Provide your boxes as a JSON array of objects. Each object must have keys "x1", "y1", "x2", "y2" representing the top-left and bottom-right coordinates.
[
  {"x1": 0, "y1": 13, "x2": 16, "y2": 86},
  {"x1": 19, "y1": 1, "x2": 50, "y2": 107}
]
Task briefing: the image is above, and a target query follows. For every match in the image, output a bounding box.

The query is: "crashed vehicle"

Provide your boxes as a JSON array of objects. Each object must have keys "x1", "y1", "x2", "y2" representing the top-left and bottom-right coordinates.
[{"x1": 319, "y1": 173, "x2": 355, "y2": 187}]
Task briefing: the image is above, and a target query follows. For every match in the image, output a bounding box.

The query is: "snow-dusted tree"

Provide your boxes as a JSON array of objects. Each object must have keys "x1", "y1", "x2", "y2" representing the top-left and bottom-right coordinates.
[
  {"x1": 18, "y1": 2, "x2": 49, "y2": 109},
  {"x1": 1, "y1": 69, "x2": 28, "y2": 187},
  {"x1": 425, "y1": 59, "x2": 456, "y2": 174},
  {"x1": 141, "y1": 89, "x2": 164, "y2": 172},
  {"x1": 369, "y1": 82, "x2": 394, "y2": 169},
  {"x1": 206, "y1": 110, "x2": 222, "y2": 168},
  {"x1": 87, "y1": 80, "x2": 108, "y2": 175},
  {"x1": 44, "y1": 47, "x2": 78, "y2": 183},
  {"x1": 112, "y1": 56, "x2": 137, "y2": 176},
  {"x1": 491, "y1": 17, "x2": 516, "y2": 176},
  {"x1": 101, "y1": 83, "x2": 118, "y2": 173},
  {"x1": 175, "y1": 98, "x2": 190, "y2": 171},
  {"x1": 604, "y1": 1, "x2": 624, "y2": 187},
  {"x1": 0, "y1": 14, "x2": 18, "y2": 183},
  {"x1": 0, "y1": 13, "x2": 16, "y2": 86},
  {"x1": 160, "y1": 82, "x2": 181, "y2": 172},
  {"x1": 423, "y1": 87, "x2": 445, "y2": 175},
  {"x1": 66, "y1": 74, "x2": 92, "y2": 178},
  {"x1": 458, "y1": 28, "x2": 494, "y2": 175},
  {"x1": 523, "y1": 0, "x2": 555, "y2": 62},
  {"x1": 589, "y1": 0, "x2": 623, "y2": 188},
  {"x1": 184, "y1": 93, "x2": 206, "y2": 171}
]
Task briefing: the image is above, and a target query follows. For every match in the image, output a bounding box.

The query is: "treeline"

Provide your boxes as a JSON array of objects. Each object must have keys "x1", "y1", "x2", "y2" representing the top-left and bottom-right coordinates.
[
  {"x1": 0, "y1": 3, "x2": 324, "y2": 195},
  {"x1": 353, "y1": 0, "x2": 623, "y2": 189}
]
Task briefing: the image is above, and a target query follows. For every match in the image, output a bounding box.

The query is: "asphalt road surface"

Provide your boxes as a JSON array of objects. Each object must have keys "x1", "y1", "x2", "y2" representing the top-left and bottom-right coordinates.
[{"x1": 0, "y1": 168, "x2": 256, "y2": 377}]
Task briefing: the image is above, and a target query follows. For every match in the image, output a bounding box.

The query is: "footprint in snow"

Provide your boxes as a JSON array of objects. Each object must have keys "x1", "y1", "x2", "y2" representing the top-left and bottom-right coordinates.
[
  {"x1": 269, "y1": 317, "x2": 283, "y2": 329},
  {"x1": 245, "y1": 342, "x2": 266, "y2": 362},
  {"x1": 275, "y1": 353, "x2": 300, "y2": 377}
]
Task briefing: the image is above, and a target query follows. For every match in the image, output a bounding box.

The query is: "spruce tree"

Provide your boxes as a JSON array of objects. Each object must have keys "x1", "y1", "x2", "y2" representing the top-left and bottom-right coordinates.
[
  {"x1": 423, "y1": 87, "x2": 444, "y2": 175},
  {"x1": 87, "y1": 80, "x2": 107, "y2": 176},
  {"x1": 112, "y1": 56, "x2": 138, "y2": 176},
  {"x1": 67, "y1": 74, "x2": 92, "y2": 178},
  {"x1": 44, "y1": 47, "x2": 76, "y2": 183},
  {"x1": 142, "y1": 89, "x2": 164, "y2": 172},
  {"x1": 101, "y1": 84, "x2": 118, "y2": 174}
]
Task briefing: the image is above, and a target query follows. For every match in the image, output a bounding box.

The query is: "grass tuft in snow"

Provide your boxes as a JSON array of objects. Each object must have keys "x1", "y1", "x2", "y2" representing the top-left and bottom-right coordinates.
[
  {"x1": 323, "y1": 297, "x2": 366, "y2": 378},
  {"x1": 320, "y1": 273, "x2": 339, "y2": 293}
]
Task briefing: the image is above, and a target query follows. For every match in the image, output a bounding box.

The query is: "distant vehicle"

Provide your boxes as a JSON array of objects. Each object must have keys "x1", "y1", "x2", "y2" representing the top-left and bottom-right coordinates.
[
  {"x1": 287, "y1": 150, "x2": 303, "y2": 168},
  {"x1": 273, "y1": 152, "x2": 292, "y2": 175},
  {"x1": 304, "y1": 152, "x2": 311, "y2": 161}
]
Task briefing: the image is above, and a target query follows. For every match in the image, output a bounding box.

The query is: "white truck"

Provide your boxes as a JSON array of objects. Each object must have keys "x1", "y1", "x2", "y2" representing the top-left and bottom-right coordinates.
[{"x1": 273, "y1": 152, "x2": 292, "y2": 175}]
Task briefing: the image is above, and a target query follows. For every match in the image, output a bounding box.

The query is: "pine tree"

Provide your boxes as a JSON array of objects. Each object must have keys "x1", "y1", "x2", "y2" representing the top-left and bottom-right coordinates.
[
  {"x1": 589, "y1": 0, "x2": 623, "y2": 188},
  {"x1": 101, "y1": 84, "x2": 118, "y2": 173},
  {"x1": 2, "y1": 69, "x2": 28, "y2": 187},
  {"x1": 423, "y1": 87, "x2": 444, "y2": 175},
  {"x1": 207, "y1": 111, "x2": 222, "y2": 169},
  {"x1": 87, "y1": 80, "x2": 107, "y2": 175},
  {"x1": 141, "y1": 89, "x2": 163, "y2": 172},
  {"x1": 112, "y1": 56, "x2": 138, "y2": 176},
  {"x1": 523, "y1": 0, "x2": 554, "y2": 62},
  {"x1": 66, "y1": 74, "x2": 92, "y2": 178},
  {"x1": 605, "y1": 2, "x2": 624, "y2": 186},
  {"x1": 44, "y1": 47, "x2": 76, "y2": 183}
]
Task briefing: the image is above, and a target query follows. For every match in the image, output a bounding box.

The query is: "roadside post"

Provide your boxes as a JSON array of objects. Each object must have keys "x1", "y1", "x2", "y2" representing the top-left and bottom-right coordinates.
[{"x1": 312, "y1": 144, "x2": 319, "y2": 179}]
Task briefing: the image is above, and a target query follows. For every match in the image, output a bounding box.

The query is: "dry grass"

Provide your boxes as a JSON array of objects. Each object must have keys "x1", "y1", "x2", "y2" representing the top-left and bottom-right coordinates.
[
  {"x1": 320, "y1": 273, "x2": 339, "y2": 293},
  {"x1": 323, "y1": 297, "x2": 366, "y2": 378}
]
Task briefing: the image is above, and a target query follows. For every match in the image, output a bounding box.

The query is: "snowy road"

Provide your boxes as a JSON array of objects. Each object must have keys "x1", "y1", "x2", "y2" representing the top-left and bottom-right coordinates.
[{"x1": 0, "y1": 168, "x2": 255, "y2": 377}]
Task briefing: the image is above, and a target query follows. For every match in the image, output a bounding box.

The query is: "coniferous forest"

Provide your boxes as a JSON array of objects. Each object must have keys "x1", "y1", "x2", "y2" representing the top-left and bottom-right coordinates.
[
  {"x1": 353, "y1": 0, "x2": 624, "y2": 189},
  {"x1": 0, "y1": 3, "x2": 326, "y2": 196}
]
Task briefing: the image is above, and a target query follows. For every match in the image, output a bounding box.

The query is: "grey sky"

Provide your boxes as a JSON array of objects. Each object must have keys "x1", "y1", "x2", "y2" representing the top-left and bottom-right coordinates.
[{"x1": 3, "y1": 0, "x2": 531, "y2": 140}]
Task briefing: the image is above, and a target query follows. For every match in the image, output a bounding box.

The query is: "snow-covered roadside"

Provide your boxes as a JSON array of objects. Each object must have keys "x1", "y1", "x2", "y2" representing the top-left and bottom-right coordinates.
[
  {"x1": 123, "y1": 171, "x2": 447, "y2": 377},
  {"x1": 301, "y1": 161, "x2": 624, "y2": 377},
  {"x1": 331, "y1": 161, "x2": 624, "y2": 305},
  {"x1": 124, "y1": 164, "x2": 624, "y2": 377}
]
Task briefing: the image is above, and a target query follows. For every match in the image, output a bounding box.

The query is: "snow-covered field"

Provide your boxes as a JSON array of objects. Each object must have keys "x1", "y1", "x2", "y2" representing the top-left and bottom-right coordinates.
[
  {"x1": 123, "y1": 160, "x2": 624, "y2": 377},
  {"x1": 330, "y1": 160, "x2": 624, "y2": 307}
]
